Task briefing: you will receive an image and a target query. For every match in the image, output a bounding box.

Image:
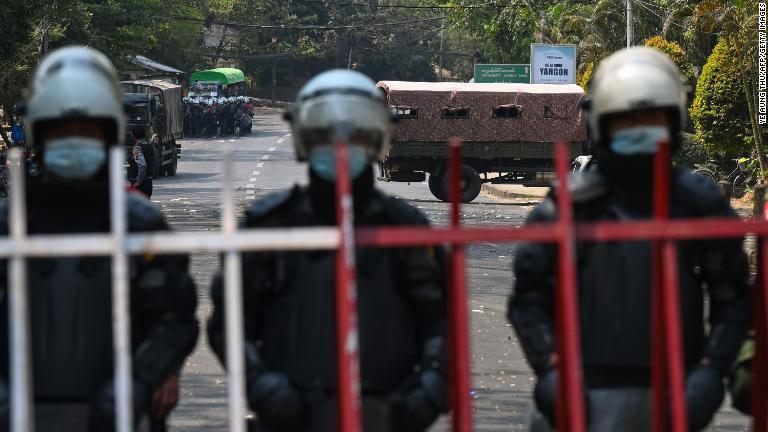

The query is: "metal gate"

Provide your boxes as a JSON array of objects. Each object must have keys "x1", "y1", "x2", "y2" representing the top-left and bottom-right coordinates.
[{"x1": 2, "y1": 135, "x2": 767, "y2": 432}]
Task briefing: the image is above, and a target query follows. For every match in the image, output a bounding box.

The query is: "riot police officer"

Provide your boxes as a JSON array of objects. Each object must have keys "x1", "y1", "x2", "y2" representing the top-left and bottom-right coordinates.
[
  {"x1": 508, "y1": 47, "x2": 749, "y2": 431},
  {"x1": 207, "y1": 69, "x2": 448, "y2": 432},
  {"x1": 0, "y1": 46, "x2": 199, "y2": 431}
]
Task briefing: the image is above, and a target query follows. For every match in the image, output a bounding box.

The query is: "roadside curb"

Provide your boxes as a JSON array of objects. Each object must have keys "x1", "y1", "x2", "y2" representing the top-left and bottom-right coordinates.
[
  {"x1": 481, "y1": 183, "x2": 548, "y2": 200},
  {"x1": 250, "y1": 97, "x2": 293, "y2": 109}
]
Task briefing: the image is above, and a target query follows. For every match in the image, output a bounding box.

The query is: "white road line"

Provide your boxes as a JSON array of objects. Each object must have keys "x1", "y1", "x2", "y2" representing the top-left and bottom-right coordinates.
[
  {"x1": 276, "y1": 139, "x2": 284, "y2": 144},
  {"x1": 253, "y1": 171, "x2": 261, "y2": 176},
  {"x1": 285, "y1": 133, "x2": 292, "y2": 137},
  {"x1": 256, "y1": 162, "x2": 264, "y2": 168},
  {"x1": 217, "y1": 140, "x2": 225, "y2": 143},
  {"x1": 246, "y1": 184, "x2": 255, "y2": 189},
  {"x1": 249, "y1": 177, "x2": 258, "y2": 182},
  {"x1": 228, "y1": 139, "x2": 235, "y2": 142},
  {"x1": 261, "y1": 155, "x2": 270, "y2": 160},
  {"x1": 268, "y1": 146, "x2": 276, "y2": 151}
]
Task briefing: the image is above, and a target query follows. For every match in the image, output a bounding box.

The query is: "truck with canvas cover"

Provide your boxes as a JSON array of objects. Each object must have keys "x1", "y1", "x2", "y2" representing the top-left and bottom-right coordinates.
[
  {"x1": 121, "y1": 80, "x2": 183, "y2": 176},
  {"x1": 376, "y1": 81, "x2": 587, "y2": 202},
  {"x1": 188, "y1": 68, "x2": 245, "y2": 98}
]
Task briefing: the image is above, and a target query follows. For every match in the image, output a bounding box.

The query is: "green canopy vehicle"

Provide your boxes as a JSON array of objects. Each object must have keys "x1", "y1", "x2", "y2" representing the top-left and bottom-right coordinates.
[{"x1": 189, "y1": 68, "x2": 245, "y2": 98}]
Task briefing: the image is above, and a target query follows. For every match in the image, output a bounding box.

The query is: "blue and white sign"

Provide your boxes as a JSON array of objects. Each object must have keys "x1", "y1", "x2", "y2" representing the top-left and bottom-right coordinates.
[{"x1": 530, "y1": 44, "x2": 577, "y2": 84}]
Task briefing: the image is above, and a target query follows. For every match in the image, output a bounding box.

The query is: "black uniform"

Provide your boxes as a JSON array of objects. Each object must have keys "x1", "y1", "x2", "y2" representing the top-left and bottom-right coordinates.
[
  {"x1": 208, "y1": 169, "x2": 447, "y2": 432},
  {"x1": 0, "y1": 181, "x2": 199, "y2": 430},
  {"x1": 508, "y1": 167, "x2": 749, "y2": 430}
]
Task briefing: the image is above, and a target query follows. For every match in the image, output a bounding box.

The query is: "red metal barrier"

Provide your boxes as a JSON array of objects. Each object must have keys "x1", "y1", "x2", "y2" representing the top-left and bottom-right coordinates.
[
  {"x1": 447, "y1": 139, "x2": 473, "y2": 432},
  {"x1": 651, "y1": 142, "x2": 688, "y2": 432},
  {"x1": 334, "y1": 137, "x2": 362, "y2": 432},
  {"x1": 756, "y1": 240, "x2": 768, "y2": 431},
  {"x1": 552, "y1": 143, "x2": 587, "y2": 432},
  {"x1": 331, "y1": 139, "x2": 768, "y2": 431}
]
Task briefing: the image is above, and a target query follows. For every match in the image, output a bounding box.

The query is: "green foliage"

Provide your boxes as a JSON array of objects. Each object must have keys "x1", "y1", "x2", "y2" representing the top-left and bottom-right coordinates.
[
  {"x1": 643, "y1": 36, "x2": 695, "y2": 84},
  {"x1": 576, "y1": 62, "x2": 594, "y2": 90},
  {"x1": 690, "y1": 38, "x2": 753, "y2": 155}
]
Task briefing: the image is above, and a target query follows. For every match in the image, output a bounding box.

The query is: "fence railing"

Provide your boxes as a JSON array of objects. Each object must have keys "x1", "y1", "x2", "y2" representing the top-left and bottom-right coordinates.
[{"x1": 3, "y1": 135, "x2": 767, "y2": 431}]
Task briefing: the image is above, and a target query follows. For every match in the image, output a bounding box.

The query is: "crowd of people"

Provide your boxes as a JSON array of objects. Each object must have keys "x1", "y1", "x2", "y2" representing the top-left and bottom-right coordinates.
[{"x1": 182, "y1": 95, "x2": 253, "y2": 139}]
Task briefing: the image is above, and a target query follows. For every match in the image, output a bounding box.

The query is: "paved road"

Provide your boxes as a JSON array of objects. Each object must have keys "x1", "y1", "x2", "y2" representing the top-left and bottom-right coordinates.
[{"x1": 152, "y1": 109, "x2": 749, "y2": 431}]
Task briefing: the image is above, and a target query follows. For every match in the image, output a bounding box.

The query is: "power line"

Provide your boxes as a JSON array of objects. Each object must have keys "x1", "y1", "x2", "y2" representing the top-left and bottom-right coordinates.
[
  {"x1": 293, "y1": 0, "x2": 596, "y2": 9},
  {"x1": 171, "y1": 14, "x2": 446, "y2": 30}
]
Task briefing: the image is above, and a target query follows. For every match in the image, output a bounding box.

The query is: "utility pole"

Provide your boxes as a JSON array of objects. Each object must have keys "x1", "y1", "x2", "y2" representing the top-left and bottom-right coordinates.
[
  {"x1": 626, "y1": 0, "x2": 633, "y2": 48},
  {"x1": 347, "y1": 31, "x2": 353, "y2": 69},
  {"x1": 439, "y1": 19, "x2": 444, "y2": 81}
]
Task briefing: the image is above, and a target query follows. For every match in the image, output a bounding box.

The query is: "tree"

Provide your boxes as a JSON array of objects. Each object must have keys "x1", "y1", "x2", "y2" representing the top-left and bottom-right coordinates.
[
  {"x1": 643, "y1": 36, "x2": 695, "y2": 84},
  {"x1": 692, "y1": 0, "x2": 764, "y2": 183},
  {"x1": 689, "y1": 38, "x2": 753, "y2": 155}
]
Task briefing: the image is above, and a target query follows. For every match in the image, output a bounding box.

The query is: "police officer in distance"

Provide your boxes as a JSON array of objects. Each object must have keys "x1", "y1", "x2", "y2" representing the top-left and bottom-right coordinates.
[
  {"x1": 0, "y1": 46, "x2": 199, "y2": 431},
  {"x1": 207, "y1": 69, "x2": 448, "y2": 432},
  {"x1": 508, "y1": 47, "x2": 749, "y2": 431}
]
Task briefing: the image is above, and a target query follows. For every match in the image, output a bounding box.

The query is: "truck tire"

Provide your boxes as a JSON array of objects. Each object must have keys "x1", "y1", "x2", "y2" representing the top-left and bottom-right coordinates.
[
  {"x1": 428, "y1": 173, "x2": 446, "y2": 201},
  {"x1": 165, "y1": 144, "x2": 178, "y2": 176},
  {"x1": 152, "y1": 145, "x2": 161, "y2": 179},
  {"x1": 430, "y1": 165, "x2": 482, "y2": 203}
]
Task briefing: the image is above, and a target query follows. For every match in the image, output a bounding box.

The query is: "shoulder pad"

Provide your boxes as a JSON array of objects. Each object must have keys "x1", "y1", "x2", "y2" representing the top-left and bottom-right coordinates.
[
  {"x1": 379, "y1": 192, "x2": 430, "y2": 226},
  {"x1": 549, "y1": 169, "x2": 610, "y2": 204},
  {"x1": 127, "y1": 193, "x2": 166, "y2": 232},
  {"x1": 673, "y1": 169, "x2": 729, "y2": 215},
  {"x1": 245, "y1": 187, "x2": 299, "y2": 224}
]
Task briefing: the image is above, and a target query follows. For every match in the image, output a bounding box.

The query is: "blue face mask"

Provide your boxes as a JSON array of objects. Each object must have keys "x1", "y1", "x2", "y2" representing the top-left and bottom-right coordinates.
[
  {"x1": 309, "y1": 145, "x2": 370, "y2": 181},
  {"x1": 43, "y1": 137, "x2": 106, "y2": 180},
  {"x1": 610, "y1": 126, "x2": 669, "y2": 155}
]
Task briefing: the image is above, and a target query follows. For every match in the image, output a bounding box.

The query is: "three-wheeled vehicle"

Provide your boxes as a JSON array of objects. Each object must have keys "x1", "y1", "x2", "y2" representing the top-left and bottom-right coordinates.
[
  {"x1": 376, "y1": 81, "x2": 587, "y2": 202},
  {"x1": 121, "y1": 80, "x2": 183, "y2": 176}
]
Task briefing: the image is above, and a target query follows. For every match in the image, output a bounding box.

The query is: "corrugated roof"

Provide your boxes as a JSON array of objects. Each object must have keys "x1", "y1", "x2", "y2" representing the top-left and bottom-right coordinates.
[
  {"x1": 121, "y1": 80, "x2": 182, "y2": 91},
  {"x1": 129, "y1": 55, "x2": 184, "y2": 74},
  {"x1": 377, "y1": 81, "x2": 585, "y2": 94}
]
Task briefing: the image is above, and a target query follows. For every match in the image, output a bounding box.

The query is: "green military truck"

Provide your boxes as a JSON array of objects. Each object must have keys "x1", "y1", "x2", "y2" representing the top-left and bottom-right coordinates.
[
  {"x1": 376, "y1": 81, "x2": 587, "y2": 202},
  {"x1": 121, "y1": 80, "x2": 183, "y2": 176}
]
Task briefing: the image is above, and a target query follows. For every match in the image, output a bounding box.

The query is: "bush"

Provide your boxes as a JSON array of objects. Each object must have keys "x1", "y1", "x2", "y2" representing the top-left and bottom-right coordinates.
[
  {"x1": 577, "y1": 61, "x2": 594, "y2": 91},
  {"x1": 643, "y1": 36, "x2": 695, "y2": 85},
  {"x1": 689, "y1": 38, "x2": 754, "y2": 155}
]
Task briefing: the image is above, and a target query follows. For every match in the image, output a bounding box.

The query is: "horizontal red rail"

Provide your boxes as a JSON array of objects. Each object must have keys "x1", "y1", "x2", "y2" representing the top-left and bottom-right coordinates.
[{"x1": 355, "y1": 218, "x2": 767, "y2": 248}]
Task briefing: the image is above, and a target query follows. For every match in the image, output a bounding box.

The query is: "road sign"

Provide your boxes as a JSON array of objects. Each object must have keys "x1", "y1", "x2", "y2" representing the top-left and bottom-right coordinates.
[
  {"x1": 474, "y1": 64, "x2": 530, "y2": 83},
  {"x1": 530, "y1": 44, "x2": 577, "y2": 84}
]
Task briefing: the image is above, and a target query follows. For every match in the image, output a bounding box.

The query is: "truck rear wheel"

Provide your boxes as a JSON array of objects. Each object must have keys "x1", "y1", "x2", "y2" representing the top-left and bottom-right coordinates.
[
  {"x1": 165, "y1": 144, "x2": 178, "y2": 176},
  {"x1": 430, "y1": 165, "x2": 482, "y2": 203},
  {"x1": 428, "y1": 173, "x2": 446, "y2": 201}
]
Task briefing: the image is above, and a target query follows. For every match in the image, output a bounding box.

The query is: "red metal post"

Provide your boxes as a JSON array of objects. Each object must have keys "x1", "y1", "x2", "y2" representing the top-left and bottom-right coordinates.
[
  {"x1": 334, "y1": 137, "x2": 362, "y2": 432},
  {"x1": 448, "y1": 138, "x2": 473, "y2": 432},
  {"x1": 754, "y1": 240, "x2": 768, "y2": 431},
  {"x1": 650, "y1": 140, "x2": 688, "y2": 432},
  {"x1": 552, "y1": 141, "x2": 586, "y2": 432}
]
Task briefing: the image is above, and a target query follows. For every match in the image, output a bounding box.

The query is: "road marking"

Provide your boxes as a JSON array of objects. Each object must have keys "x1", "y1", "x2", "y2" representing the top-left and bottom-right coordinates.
[
  {"x1": 268, "y1": 146, "x2": 276, "y2": 152},
  {"x1": 256, "y1": 162, "x2": 264, "y2": 168},
  {"x1": 217, "y1": 140, "x2": 225, "y2": 143},
  {"x1": 252, "y1": 170, "x2": 260, "y2": 176},
  {"x1": 276, "y1": 139, "x2": 284, "y2": 144},
  {"x1": 246, "y1": 183, "x2": 255, "y2": 189},
  {"x1": 261, "y1": 155, "x2": 270, "y2": 160},
  {"x1": 249, "y1": 177, "x2": 258, "y2": 182},
  {"x1": 285, "y1": 133, "x2": 292, "y2": 137},
  {"x1": 228, "y1": 139, "x2": 235, "y2": 142}
]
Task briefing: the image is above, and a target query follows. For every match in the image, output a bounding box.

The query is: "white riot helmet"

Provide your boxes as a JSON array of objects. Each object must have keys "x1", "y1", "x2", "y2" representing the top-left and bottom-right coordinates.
[
  {"x1": 25, "y1": 46, "x2": 125, "y2": 149},
  {"x1": 287, "y1": 69, "x2": 391, "y2": 162},
  {"x1": 587, "y1": 47, "x2": 686, "y2": 144}
]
